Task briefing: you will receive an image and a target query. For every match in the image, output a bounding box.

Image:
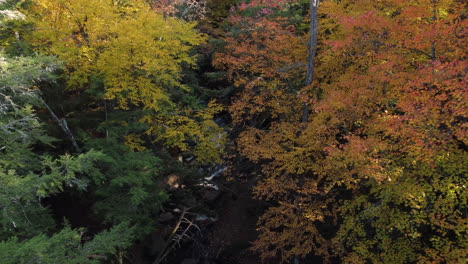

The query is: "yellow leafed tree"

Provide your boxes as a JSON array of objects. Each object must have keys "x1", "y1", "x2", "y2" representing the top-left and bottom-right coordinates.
[
  {"x1": 27, "y1": 0, "x2": 204, "y2": 110},
  {"x1": 26, "y1": 0, "x2": 224, "y2": 163}
]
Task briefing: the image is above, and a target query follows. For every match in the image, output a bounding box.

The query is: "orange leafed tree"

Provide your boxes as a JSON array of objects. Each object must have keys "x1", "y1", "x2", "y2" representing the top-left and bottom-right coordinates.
[
  {"x1": 213, "y1": 1, "x2": 307, "y2": 126},
  {"x1": 218, "y1": 0, "x2": 467, "y2": 262}
]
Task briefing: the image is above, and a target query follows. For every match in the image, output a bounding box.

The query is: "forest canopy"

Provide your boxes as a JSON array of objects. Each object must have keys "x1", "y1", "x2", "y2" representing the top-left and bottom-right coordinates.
[{"x1": 0, "y1": 0, "x2": 466, "y2": 263}]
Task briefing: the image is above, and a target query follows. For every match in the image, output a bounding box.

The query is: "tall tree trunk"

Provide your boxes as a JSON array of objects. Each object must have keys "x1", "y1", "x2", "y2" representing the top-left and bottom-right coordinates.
[
  {"x1": 430, "y1": 0, "x2": 436, "y2": 61},
  {"x1": 302, "y1": 0, "x2": 319, "y2": 123}
]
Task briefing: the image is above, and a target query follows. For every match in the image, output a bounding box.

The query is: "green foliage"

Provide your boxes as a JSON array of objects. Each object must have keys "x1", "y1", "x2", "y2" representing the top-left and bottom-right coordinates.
[
  {"x1": 0, "y1": 223, "x2": 134, "y2": 264},
  {"x1": 1, "y1": 51, "x2": 100, "y2": 236},
  {"x1": 1, "y1": 15, "x2": 136, "y2": 260},
  {"x1": 0, "y1": 53, "x2": 60, "y2": 158},
  {"x1": 206, "y1": 0, "x2": 236, "y2": 24},
  {"x1": 0, "y1": 149, "x2": 106, "y2": 239},
  {"x1": 0, "y1": 0, "x2": 34, "y2": 55},
  {"x1": 83, "y1": 138, "x2": 169, "y2": 235},
  {"x1": 0, "y1": 63, "x2": 135, "y2": 259},
  {"x1": 0, "y1": 51, "x2": 104, "y2": 241}
]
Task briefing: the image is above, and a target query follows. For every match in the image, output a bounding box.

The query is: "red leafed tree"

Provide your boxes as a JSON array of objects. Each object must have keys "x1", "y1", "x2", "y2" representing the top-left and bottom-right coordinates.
[
  {"x1": 218, "y1": 0, "x2": 467, "y2": 262},
  {"x1": 213, "y1": 0, "x2": 307, "y2": 127}
]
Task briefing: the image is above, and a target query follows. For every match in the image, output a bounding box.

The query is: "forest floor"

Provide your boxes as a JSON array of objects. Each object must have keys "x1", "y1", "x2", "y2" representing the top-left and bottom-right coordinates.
[
  {"x1": 167, "y1": 173, "x2": 266, "y2": 264},
  {"x1": 203, "y1": 175, "x2": 263, "y2": 264}
]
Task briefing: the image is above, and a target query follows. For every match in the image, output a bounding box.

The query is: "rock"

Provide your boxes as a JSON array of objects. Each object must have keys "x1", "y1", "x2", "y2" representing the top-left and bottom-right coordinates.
[
  {"x1": 201, "y1": 188, "x2": 222, "y2": 202},
  {"x1": 181, "y1": 258, "x2": 198, "y2": 264},
  {"x1": 195, "y1": 214, "x2": 218, "y2": 222},
  {"x1": 204, "y1": 166, "x2": 226, "y2": 181},
  {"x1": 159, "y1": 212, "x2": 174, "y2": 222}
]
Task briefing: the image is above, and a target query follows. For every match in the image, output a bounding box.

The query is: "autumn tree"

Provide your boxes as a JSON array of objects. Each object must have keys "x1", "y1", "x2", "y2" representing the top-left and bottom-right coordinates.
[
  {"x1": 214, "y1": 0, "x2": 308, "y2": 126},
  {"x1": 0, "y1": 2, "x2": 174, "y2": 262},
  {"x1": 215, "y1": 0, "x2": 335, "y2": 261},
  {"x1": 218, "y1": 0, "x2": 467, "y2": 262},
  {"x1": 26, "y1": 0, "x2": 225, "y2": 163},
  {"x1": 318, "y1": 1, "x2": 467, "y2": 262}
]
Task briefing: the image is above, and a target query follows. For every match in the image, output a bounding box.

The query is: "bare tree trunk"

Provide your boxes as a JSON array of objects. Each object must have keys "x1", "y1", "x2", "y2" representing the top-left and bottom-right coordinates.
[
  {"x1": 41, "y1": 99, "x2": 81, "y2": 153},
  {"x1": 430, "y1": 0, "x2": 436, "y2": 61},
  {"x1": 302, "y1": 0, "x2": 319, "y2": 123}
]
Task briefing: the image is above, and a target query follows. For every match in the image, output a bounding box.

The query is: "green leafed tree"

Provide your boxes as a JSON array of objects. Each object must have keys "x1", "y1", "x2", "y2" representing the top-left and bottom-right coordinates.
[
  {"x1": 1, "y1": 11, "x2": 137, "y2": 259},
  {"x1": 0, "y1": 223, "x2": 134, "y2": 264}
]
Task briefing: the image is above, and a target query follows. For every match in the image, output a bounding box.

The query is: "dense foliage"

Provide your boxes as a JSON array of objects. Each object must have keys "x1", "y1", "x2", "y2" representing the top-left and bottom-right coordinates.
[
  {"x1": 1, "y1": 0, "x2": 466, "y2": 263},
  {"x1": 215, "y1": 0, "x2": 466, "y2": 263}
]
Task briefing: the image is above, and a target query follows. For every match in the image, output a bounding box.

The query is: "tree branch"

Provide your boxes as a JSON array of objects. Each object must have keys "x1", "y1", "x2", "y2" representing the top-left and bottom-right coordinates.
[{"x1": 40, "y1": 98, "x2": 81, "y2": 153}]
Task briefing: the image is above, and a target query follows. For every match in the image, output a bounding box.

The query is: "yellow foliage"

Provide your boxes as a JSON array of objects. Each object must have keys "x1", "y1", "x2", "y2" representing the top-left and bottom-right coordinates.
[
  {"x1": 124, "y1": 134, "x2": 147, "y2": 152},
  {"x1": 143, "y1": 100, "x2": 226, "y2": 164},
  {"x1": 26, "y1": 0, "x2": 205, "y2": 111},
  {"x1": 26, "y1": 0, "x2": 224, "y2": 163}
]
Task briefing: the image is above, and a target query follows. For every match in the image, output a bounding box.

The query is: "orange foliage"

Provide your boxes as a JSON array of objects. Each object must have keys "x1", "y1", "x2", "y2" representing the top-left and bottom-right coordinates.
[
  {"x1": 213, "y1": 1, "x2": 306, "y2": 125},
  {"x1": 219, "y1": 0, "x2": 467, "y2": 262}
]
